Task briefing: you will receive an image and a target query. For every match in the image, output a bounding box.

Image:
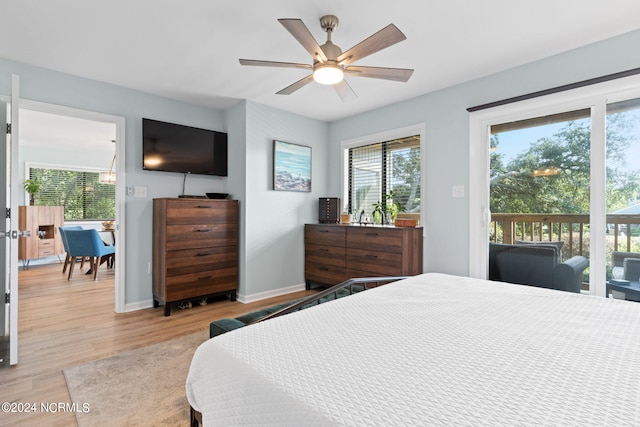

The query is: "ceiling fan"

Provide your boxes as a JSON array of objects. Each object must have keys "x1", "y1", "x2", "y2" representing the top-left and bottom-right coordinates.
[{"x1": 239, "y1": 15, "x2": 414, "y2": 102}]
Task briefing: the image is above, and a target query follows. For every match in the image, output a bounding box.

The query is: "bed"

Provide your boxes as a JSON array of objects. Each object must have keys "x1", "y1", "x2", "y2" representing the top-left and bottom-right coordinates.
[{"x1": 186, "y1": 273, "x2": 640, "y2": 426}]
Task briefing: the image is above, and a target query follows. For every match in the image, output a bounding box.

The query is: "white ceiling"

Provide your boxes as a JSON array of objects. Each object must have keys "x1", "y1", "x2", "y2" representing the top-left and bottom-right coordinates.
[
  {"x1": 19, "y1": 109, "x2": 116, "y2": 164},
  {"x1": 1, "y1": 1, "x2": 640, "y2": 123}
]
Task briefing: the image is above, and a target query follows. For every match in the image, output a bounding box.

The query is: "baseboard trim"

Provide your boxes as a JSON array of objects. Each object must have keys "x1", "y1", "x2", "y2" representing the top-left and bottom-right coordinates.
[
  {"x1": 124, "y1": 299, "x2": 153, "y2": 312},
  {"x1": 123, "y1": 284, "x2": 307, "y2": 312},
  {"x1": 238, "y1": 283, "x2": 306, "y2": 304}
]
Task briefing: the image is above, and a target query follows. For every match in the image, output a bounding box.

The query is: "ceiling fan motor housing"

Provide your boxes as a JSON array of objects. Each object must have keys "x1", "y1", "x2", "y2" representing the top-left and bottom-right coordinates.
[
  {"x1": 319, "y1": 15, "x2": 339, "y2": 32},
  {"x1": 313, "y1": 14, "x2": 344, "y2": 85},
  {"x1": 317, "y1": 15, "x2": 342, "y2": 63}
]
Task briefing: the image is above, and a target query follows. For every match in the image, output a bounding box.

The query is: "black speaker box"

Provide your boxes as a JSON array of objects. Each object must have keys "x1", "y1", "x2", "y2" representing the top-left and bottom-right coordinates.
[{"x1": 319, "y1": 197, "x2": 340, "y2": 224}]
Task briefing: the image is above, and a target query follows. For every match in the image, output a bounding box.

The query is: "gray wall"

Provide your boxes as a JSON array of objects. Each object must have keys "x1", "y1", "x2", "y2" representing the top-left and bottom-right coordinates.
[
  {"x1": 223, "y1": 101, "x2": 248, "y2": 296},
  {"x1": 242, "y1": 101, "x2": 329, "y2": 298},
  {"x1": 328, "y1": 28, "x2": 640, "y2": 276}
]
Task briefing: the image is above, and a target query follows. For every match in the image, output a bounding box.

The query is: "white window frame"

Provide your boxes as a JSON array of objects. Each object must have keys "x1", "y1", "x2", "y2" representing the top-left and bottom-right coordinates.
[
  {"x1": 469, "y1": 73, "x2": 640, "y2": 297},
  {"x1": 341, "y1": 123, "x2": 426, "y2": 219}
]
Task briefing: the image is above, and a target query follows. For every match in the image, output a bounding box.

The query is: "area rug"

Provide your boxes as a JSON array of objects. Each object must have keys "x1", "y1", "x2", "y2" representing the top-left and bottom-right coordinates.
[{"x1": 64, "y1": 329, "x2": 208, "y2": 426}]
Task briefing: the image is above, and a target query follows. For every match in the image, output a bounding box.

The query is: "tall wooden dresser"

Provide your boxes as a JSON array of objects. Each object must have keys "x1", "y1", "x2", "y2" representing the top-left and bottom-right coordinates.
[
  {"x1": 18, "y1": 205, "x2": 65, "y2": 267},
  {"x1": 304, "y1": 223, "x2": 423, "y2": 288},
  {"x1": 152, "y1": 198, "x2": 238, "y2": 316}
]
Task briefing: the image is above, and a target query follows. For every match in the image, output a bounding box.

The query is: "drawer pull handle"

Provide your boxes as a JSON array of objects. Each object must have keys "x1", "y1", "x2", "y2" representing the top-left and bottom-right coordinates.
[
  {"x1": 365, "y1": 255, "x2": 378, "y2": 260},
  {"x1": 366, "y1": 233, "x2": 378, "y2": 237},
  {"x1": 197, "y1": 275, "x2": 212, "y2": 280},
  {"x1": 196, "y1": 205, "x2": 213, "y2": 208},
  {"x1": 320, "y1": 248, "x2": 329, "y2": 252},
  {"x1": 194, "y1": 229, "x2": 212, "y2": 233},
  {"x1": 196, "y1": 253, "x2": 211, "y2": 257},
  {"x1": 320, "y1": 267, "x2": 329, "y2": 271},
  {"x1": 319, "y1": 230, "x2": 330, "y2": 233}
]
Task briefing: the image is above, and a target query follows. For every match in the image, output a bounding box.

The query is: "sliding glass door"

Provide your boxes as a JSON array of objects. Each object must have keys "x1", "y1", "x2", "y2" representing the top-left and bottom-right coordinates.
[
  {"x1": 605, "y1": 98, "x2": 640, "y2": 287},
  {"x1": 469, "y1": 73, "x2": 640, "y2": 296},
  {"x1": 489, "y1": 110, "x2": 592, "y2": 291}
]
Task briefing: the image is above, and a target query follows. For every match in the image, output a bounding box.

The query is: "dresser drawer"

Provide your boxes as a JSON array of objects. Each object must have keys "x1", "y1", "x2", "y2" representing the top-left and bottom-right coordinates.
[
  {"x1": 346, "y1": 248, "x2": 403, "y2": 276},
  {"x1": 38, "y1": 239, "x2": 55, "y2": 258},
  {"x1": 165, "y1": 223, "x2": 237, "y2": 250},
  {"x1": 347, "y1": 227, "x2": 403, "y2": 253},
  {"x1": 305, "y1": 244, "x2": 346, "y2": 267},
  {"x1": 305, "y1": 261, "x2": 347, "y2": 285},
  {"x1": 165, "y1": 246, "x2": 237, "y2": 277},
  {"x1": 305, "y1": 224, "x2": 346, "y2": 247},
  {"x1": 165, "y1": 200, "x2": 238, "y2": 225},
  {"x1": 38, "y1": 239, "x2": 54, "y2": 249},
  {"x1": 165, "y1": 268, "x2": 237, "y2": 301}
]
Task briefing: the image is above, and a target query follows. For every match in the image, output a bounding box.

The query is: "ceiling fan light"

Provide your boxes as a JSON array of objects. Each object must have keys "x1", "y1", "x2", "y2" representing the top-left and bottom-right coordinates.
[{"x1": 313, "y1": 64, "x2": 344, "y2": 85}]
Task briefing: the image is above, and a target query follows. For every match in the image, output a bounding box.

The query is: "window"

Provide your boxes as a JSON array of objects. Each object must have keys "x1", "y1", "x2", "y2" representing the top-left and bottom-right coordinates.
[
  {"x1": 29, "y1": 166, "x2": 115, "y2": 221},
  {"x1": 344, "y1": 135, "x2": 421, "y2": 223}
]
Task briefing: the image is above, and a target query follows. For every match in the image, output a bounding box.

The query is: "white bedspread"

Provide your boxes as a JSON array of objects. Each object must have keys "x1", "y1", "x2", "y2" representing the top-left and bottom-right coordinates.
[{"x1": 186, "y1": 273, "x2": 640, "y2": 426}]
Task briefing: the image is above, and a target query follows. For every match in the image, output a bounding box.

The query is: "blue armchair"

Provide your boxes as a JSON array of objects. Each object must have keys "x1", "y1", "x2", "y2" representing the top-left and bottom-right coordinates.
[
  {"x1": 64, "y1": 229, "x2": 115, "y2": 280},
  {"x1": 58, "y1": 226, "x2": 84, "y2": 274},
  {"x1": 489, "y1": 242, "x2": 588, "y2": 293}
]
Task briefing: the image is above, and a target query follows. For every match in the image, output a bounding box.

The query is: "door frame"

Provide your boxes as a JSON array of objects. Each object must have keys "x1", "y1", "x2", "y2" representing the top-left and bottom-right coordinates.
[
  {"x1": 18, "y1": 99, "x2": 126, "y2": 312},
  {"x1": 468, "y1": 73, "x2": 640, "y2": 297}
]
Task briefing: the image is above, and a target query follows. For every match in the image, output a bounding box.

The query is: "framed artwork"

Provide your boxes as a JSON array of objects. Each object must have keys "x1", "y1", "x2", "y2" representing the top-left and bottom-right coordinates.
[{"x1": 273, "y1": 140, "x2": 312, "y2": 192}]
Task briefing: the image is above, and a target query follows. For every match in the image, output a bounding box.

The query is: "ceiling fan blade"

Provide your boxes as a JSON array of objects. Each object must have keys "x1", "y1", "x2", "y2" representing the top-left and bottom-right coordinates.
[
  {"x1": 333, "y1": 79, "x2": 358, "y2": 103},
  {"x1": 239, "y1": 59, "x2": 312, "y2": 70},
  {"x1": 278, "y1": 19, "x2": 328, "y2": 63},
  {"x1": 276, "y1": 74, "x2": 315, "y2": 95},
  {"x1": 337, "y1": 24, "x2": 407, "y2": 66},
  {"x1": 345, "y1": 65, "x2": 414, "y2": 82}
]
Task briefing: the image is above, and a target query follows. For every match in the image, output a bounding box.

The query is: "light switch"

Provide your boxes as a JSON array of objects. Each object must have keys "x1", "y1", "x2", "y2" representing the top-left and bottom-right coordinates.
[
  {"x1": 452, "y1": 185, "x2": 465, "y2": 198},
  {"x1": 133, "y1": 186, "x2": 147, "y2": 198}
]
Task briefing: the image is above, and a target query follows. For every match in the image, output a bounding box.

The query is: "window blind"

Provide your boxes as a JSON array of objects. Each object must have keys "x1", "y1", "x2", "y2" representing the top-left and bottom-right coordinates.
[
  {"x1": 29, "y1": 167, "x2": 115, "y2": 221},
  {"x1": 347, "y1": 135, "x2": 421, "y2": 217}
]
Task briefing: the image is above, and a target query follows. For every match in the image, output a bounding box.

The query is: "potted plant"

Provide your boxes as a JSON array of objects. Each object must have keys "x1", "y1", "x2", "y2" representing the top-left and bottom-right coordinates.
[
  {"x1": 372, "y1": 191, "x2": 404, "y2": 225},
  {"x1": 23, "y1": 178, "x2": 41, "y2": 205}
]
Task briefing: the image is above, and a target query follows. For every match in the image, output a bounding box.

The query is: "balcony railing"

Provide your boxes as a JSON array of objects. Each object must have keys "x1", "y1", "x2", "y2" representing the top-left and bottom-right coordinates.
[{"x1": 490, "y1": 213, "x2": 640, "y2": 258}]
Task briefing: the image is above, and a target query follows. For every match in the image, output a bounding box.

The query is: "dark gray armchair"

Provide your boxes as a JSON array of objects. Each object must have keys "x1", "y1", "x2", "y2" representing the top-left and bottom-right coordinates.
[
  {"x1": 612, "y1": 251, "x2": 640, "y2": 281},
  {"x1": 489, "y1": 242, "x2": 588, "y2": 293}
]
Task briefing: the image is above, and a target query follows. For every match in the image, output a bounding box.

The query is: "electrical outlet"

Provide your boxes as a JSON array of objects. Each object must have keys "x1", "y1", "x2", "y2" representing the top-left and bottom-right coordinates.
[{"x1": 126, "y1": 186, "x2": 134, "y2": 196}]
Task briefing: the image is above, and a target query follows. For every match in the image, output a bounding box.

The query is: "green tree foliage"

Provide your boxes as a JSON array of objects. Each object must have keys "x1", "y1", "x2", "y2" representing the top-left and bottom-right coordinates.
[
  {"x1": 30, "y1": 168, "x2": 115, "y2": 220},
  {"x1": 490, "y1": 113, "x2": 640, "y2": 214},
  {"x1": 390, "y1": 147, "x2": 421, "y2": 212}
]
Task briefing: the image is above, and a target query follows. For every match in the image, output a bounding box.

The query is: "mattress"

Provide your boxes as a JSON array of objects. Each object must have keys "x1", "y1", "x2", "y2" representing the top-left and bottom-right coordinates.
[{"x1": 186, "y1": 273, "x2": 640, "y2": 426}]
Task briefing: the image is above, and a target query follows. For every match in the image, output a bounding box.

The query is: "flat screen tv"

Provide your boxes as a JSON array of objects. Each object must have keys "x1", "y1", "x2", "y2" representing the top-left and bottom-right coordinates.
[{"x1": 142, "y1": 118, "x2": 228, "y2": 176}]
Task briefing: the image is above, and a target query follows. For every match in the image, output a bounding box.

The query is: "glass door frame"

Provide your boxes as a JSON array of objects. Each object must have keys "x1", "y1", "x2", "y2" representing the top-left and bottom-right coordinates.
[{"x1": 469, "y1": 73, "x2": 640, "y2": 297}]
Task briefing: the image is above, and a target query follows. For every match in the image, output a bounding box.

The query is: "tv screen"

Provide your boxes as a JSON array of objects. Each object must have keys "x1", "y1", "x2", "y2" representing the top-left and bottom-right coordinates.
[{"x1": 142, "y1": 118, "x2": 227, "y2": 176}]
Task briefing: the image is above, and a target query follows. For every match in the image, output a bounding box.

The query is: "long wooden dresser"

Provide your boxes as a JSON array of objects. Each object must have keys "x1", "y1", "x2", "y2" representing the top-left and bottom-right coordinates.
[
  {"x1": 152, "y1": 198, "x2": 238, "y2": 316},
  {"x1": 304, "y1": 223, "x2": 423, "y2": 288}
]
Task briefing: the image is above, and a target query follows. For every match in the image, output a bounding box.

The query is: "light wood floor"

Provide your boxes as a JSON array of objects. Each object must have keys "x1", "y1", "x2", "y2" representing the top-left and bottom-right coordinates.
[{"x1": 1, "y1": 262, "x2": 315, "y2": 426}]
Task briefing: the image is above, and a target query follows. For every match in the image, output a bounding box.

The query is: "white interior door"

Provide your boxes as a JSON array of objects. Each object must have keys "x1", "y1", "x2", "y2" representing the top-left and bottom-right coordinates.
[
  {"x1": 0, "y1": 93, "x2": 8, "y2": 365},
  {"x1": 8, "y1": 76, "x2": 19, "y2": 365},
  {"x1": 1, "y1": 75, "x2": 20, "y2": 365}
]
